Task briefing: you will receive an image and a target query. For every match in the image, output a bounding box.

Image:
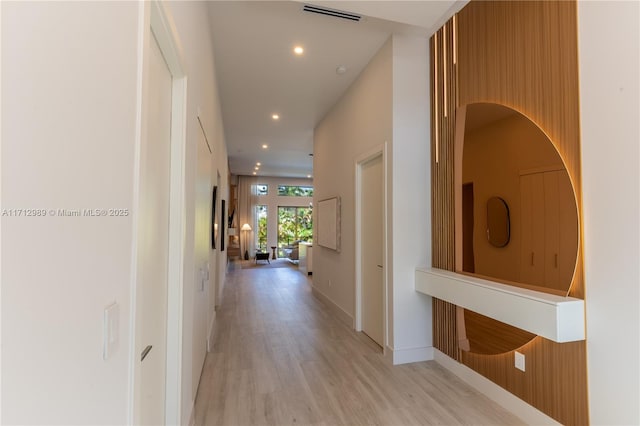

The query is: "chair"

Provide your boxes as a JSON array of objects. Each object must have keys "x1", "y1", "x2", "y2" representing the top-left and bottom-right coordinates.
[
  {"x1": 282, "y1": 241, "x2": 300, "y2": 262},
  {"x1": 255, "y1": 251, "x2": 270, "y2": 264}
]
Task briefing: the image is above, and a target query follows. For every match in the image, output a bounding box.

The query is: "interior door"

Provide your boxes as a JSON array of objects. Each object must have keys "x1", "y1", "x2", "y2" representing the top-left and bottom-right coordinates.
[
  {"x1": 462, "y1": 183, "x2": 475, "y2": 273},
  {"x1": 361, "y1": 154, "x2": 384, "y2": 347},
  {"x1": 520, "y1": 169, "x2": 577, "y2": 291},
  {"x1": 137, "y1": 32, "x2": 172, "y2": 425},
  {"x1": 519, "y1": 172, "x2": 545, "y2": 286},
  {"x1": 556, "y1": 170, "x2": 578, "y2": 287}
]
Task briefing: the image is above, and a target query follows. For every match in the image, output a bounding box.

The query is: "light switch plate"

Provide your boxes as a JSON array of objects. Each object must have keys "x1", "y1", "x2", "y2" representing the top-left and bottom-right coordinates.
[
  {"x1": 515, "y1": 351, "x2": 525, "y2": 371},
  {"x1": 103, "y1": 302, "x2": 119, "y2": 360}
]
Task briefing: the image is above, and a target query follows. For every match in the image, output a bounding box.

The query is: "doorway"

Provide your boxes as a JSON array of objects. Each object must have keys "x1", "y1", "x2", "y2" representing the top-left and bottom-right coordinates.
[
  {"x1": 132, "y1": 2, "x2": 187, "y2": 424},
  {"x1": 355, "y1": 147, "x2": 386, "y2": 349},
  {"x1": 135, "y1": 30, "x2": 172, "y2": 426}
]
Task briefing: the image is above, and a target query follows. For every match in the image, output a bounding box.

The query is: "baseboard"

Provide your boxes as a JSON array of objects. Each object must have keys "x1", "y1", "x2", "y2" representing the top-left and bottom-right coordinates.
[
  {"x1": 386, "y1": 345, "x2": 434, "y2": 365},
  {"x1": 433, "y1": 349, "x2": 560, "y2": 425},
  {"x1": 206, "y1": 311, "x2": 216, "y2": 352},
  {"x1": 183, "y1": 400, "x2": 195, "y2": 426},
  {"x1": 311, "y1": 286, "x2": 353, "y2": 327}
]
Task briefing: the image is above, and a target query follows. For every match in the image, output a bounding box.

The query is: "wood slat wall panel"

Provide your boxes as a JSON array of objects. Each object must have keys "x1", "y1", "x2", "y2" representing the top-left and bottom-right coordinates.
[
  {"x1": 431, "y1": 2, "x2": 588, "y2": 424},
  {"x1": 461, "y1": 338, "x2": 588, "y2": 424},
  {"x1": 457, "y1": 0, "x2": 584, "y2": 301},
  {"x1": 431, "y1": 21, "x2": 459, "y2": 361}
]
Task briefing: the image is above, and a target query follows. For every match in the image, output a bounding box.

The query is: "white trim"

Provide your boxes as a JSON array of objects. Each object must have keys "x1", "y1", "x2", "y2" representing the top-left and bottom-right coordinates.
[
  {"x1": 387, "y1": 345, "x2": 434, "y2": 365},
  {"x1": 151, "y1": 2, "x2": 188, "y2": 424},
  {"x1": 182, "y1": 400, "x2": 195, "y2": 426},
  {"x1": 206, "y1": 310, "x2": 217, "y2": 352},
  {"x1": 434, "y1": 349, "x2": 560, "y2": 425},
  {"x1": 311, "y1": 286, "x2": 353, "y2": 327},
  {"x1": 0, "y1": 3, "x2": 4, "y2": 421},
  {"x1": 354, "y1": 143, "x2": 389, "y2": 352},
  {"x1": 129, "y1": 2, "x2": 188, "y2": 424},
  {"x1": 127, "y1": 2, "x2": 149, "y2": 423}
]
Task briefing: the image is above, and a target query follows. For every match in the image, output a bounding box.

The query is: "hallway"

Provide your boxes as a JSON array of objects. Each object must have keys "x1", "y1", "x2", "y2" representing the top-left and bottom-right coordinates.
[{"x1": 193, "y1": 263, "x2": 522, "y2": 425}]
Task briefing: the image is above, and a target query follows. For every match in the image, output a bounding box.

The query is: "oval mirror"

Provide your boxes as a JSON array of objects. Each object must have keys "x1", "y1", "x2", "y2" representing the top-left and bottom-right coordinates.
[
  {"x1": 486, "y1": 197, "x2": 510, "y2": 247},
  {"x1": 458, "y1": 103, "x2": 579, "y2": 354}
]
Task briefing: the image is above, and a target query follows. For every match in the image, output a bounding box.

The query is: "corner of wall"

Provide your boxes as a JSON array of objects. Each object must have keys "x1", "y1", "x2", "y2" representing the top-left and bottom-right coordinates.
[
  {"x1": 389, "y1": 33, "x2": 433, "y2": 354},
  {"x1": 388, "y1": 345, "x2": 434, "y2": 365}
]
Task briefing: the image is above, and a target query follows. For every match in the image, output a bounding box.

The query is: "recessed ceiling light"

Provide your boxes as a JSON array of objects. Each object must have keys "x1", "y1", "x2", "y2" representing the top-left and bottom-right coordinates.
[
  {"x1": 272, "y1": 114, "x2": 280, "y2": 120},
  {"x1": 254, "y1": 166, "x2": 259, "y2": 170},
  {"x1": 293, "y1": 46, "x2": 304, "y2": 55},
  {"x1": 256, "y1": 162, "x2": 261, "y2": 166},
  {"x1": 262, "y1": 144, "x2": 268, "y2": 149},
  {"x1": 252, "y1": 171, "x2": 257, "y2": 175},
  {"x1": 307, "y1": 175, "x2": 312, "y2": 179}
]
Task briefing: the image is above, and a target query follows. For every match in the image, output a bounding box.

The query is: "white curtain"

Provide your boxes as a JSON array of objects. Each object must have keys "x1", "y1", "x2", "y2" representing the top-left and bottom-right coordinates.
[{"x1": 237, "y1": 175, "x2": 258, "y2": 259}]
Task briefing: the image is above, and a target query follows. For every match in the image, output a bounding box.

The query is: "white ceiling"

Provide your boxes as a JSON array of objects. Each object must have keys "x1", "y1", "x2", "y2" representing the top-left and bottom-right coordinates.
[{"x1": 208, "y1": 1, "x2": 463, "y2": 178}]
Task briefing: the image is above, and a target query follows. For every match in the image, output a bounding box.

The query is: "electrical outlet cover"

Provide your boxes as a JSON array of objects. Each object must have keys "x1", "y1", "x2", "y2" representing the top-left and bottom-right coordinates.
[{"x1": 515, "y1": 351, "x2": 525, "y2": 371}]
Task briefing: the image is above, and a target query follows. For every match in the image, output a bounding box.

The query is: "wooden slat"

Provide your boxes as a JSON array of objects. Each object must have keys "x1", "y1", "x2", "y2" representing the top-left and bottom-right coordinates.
[
  {"x1": 461, "y1": 338, "x2": 588, "y2": 425},
  {"x1": 431, "y1": 2, "x2": 588, "y2": 424},
  {"x1": 431, "y1": 20, "x2": 459, "y2": 361}
]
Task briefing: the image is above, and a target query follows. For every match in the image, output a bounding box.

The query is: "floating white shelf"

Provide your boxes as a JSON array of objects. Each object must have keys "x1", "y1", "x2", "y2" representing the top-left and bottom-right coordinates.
[{"x1": 415, "y1": 267, "x2": 585, "y2": 343}]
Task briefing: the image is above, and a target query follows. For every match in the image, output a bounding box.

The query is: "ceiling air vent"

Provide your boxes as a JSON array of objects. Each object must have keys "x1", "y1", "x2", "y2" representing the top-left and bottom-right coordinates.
[{"x1": 302, "y1": 4, "x2": 361, "y2": 22}]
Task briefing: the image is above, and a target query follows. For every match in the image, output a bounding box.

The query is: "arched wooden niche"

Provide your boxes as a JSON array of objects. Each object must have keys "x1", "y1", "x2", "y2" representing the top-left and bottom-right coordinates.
[{"x1": 455, "y1": 103, "x2": 580, "y2": 354}]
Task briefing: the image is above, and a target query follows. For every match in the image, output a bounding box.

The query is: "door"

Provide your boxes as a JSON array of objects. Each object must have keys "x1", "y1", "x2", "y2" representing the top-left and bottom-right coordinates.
[
  {"x1": 520, "y1": 172, "x2": 546, "y2": 286},
  {"x1": 462, "y1": 183, "x2": 475, "y2": 273},
  {"x1": 520, "y1": 169, "x2": 577, "y2": 291},
  {"x1": 360, "y1": 154, "x2": 384, "y2": 346},
  {"x1": 137, "y1": 32, "x2": 172, "y2": 425}
]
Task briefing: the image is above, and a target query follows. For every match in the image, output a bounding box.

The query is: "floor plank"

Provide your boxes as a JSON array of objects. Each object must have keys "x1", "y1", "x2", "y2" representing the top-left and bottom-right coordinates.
[{"x1": 194, "y1": 261, "x2": 524, "y2": 425}]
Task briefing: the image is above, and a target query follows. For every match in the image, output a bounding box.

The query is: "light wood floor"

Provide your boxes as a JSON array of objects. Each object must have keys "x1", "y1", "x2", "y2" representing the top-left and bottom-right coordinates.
[{"x1": 193, "y1": 262, "x2": 523, "y2": 425}]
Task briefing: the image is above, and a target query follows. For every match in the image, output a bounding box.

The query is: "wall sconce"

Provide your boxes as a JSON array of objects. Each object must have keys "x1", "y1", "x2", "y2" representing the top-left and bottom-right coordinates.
[{"x1": 241, "y1": 223, "x2": 252, "y2": 260}]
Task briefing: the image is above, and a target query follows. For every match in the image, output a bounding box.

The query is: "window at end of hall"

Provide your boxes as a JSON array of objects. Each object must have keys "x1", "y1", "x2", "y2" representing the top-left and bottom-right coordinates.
[
  {"x1": 255, "y1": 205, "x2": 267, "y2": 252},
  {"x1": 256, "y1": 184, "x2": 268, "y2": 196},
  {"x1": 277, "y1": 206, "x2": 312, "y2": 257},
  {"x1": 277, "y1": 185, "x2": 313, "y2": 197}
]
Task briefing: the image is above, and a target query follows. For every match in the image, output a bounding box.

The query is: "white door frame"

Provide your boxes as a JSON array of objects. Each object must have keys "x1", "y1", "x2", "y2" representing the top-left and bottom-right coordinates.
[
  {"x1": 354, "y1": 142, "x2": 389, "y2": 352},
  {"x1": 129, "y1": 2, "x2": 187, "y2": 424}
]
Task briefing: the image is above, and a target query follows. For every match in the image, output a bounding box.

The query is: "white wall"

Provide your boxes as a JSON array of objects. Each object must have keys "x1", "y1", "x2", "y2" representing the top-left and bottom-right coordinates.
[
  {"x1": 314, "y1": 34, "x2": 432, "y2": 364},
  {"x1": 1, "y1": 2, "x2": 140, "y2": 423},
  {"x1": 390, "y1": 35, "x2": 432, "y2": 363},
  {"x1": 314, "y1": 38, "x2": 393, "y2": 325},
  {"x1": 1, "y1": 2, "x2": 229, "y2": 424},
  {"x1": 578, "y1": 2, "x2": 640, "y2": 424}
]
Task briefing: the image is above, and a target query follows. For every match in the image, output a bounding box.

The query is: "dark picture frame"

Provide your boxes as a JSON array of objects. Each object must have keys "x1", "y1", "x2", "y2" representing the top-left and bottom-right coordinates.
[
  {"x1": 211, "y1": 186, "x2": 218, "y2": 249},
  {"x1": 220, "y1": 199, "x2": 226, "y2": 251}
]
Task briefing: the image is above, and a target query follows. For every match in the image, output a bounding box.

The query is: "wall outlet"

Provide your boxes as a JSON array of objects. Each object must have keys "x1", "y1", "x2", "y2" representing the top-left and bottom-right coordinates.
[{"x1": 515, "y1": 351, "x2": 526, "y2": 372}]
